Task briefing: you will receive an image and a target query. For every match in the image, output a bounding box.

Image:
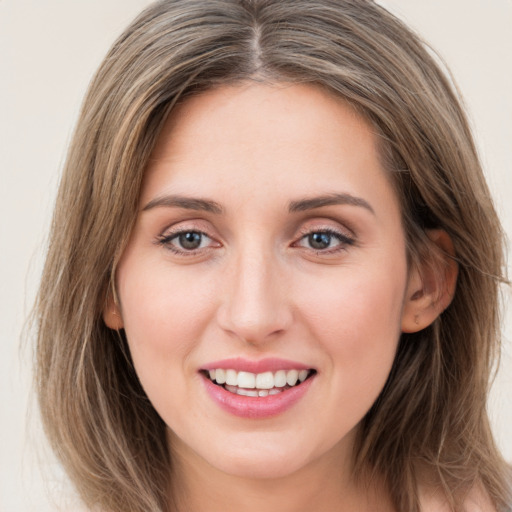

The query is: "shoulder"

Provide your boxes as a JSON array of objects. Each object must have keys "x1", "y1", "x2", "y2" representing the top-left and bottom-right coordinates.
[{"x1": 419, "y1": 483, "x2": 497, "y2": 512}]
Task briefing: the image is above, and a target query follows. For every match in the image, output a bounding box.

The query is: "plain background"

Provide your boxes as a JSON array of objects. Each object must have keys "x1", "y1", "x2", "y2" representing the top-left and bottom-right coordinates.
[{"x1": 1, "y1": 1, "x2": 511, "y2": 510}]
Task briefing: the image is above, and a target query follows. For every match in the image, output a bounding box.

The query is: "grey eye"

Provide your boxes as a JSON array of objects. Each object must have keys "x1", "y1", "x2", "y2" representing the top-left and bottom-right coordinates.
[
  {"x1": 308, "y1": 232, "x2": 333, "y2": 250},
  {"x1": 295, "y1": 229, "x2": 354, "y2": 253},
  {"x1": 178, "y1": 231, "x2": 204, "y2": 250}
]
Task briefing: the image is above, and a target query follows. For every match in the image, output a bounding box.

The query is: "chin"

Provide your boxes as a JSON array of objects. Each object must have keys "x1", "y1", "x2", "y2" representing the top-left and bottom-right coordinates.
[
  {"x1": 202, "y1": 436, "x2": 318, "y2": 480},
  {"x1": 217, "y1": 456, "x2": 307, "y2": 480}
]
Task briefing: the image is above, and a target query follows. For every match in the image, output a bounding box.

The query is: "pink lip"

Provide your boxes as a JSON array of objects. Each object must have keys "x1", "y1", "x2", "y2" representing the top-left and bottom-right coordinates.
[
  {"x1": 201, "y1": 357, "x2": 311, "y2": 374},
  {"x1": 200, "y1": 371, "x2": 315, "y2": 419}
]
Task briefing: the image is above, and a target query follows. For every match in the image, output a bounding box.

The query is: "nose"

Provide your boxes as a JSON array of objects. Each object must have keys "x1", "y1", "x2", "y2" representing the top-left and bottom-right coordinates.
[{"x1": 216, "y1": 247, "x2": 293, "y2": 345}]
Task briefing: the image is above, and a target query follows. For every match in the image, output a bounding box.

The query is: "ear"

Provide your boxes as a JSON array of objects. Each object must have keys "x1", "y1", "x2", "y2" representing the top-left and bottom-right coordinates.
[
  {"x1": 103, "y1": 289, "x2": 124, "y2": 330},
  {"x1": 401, "y1": 230, "x2": 458, "y2": 333}
]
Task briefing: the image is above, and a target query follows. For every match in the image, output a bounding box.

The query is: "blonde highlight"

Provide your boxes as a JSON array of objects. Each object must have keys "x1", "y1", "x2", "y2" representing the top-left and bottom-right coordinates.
[{"x1": 35, "y1": 1, "x2": 511, "y2": 511}]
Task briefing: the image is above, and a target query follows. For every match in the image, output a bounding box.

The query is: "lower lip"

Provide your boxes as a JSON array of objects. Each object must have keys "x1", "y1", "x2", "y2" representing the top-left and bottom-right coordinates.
[{"x1": 201, "y1": 373, "x2": 315, "y2": 419}]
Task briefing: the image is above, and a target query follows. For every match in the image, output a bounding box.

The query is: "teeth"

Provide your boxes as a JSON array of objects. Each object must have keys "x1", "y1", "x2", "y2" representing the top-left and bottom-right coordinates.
[
  {"x1": 225, "y1": 384, "x2": 258, "y2": 396},
  {"x1": 256, "y1": 371, "x2": 274, "y2": 389},
  {"x1": 286, "y1": 369, "x2": 299, "y2": 386},
  {"x1": 226, "y1": 369, "x2": 237, "y2": 386},
  {"x1": 237, "y1": 388, "x2": 259, "y2": 397},
  {"x1": 224, "y1": 384, "x2": 286, "y2": 397},
  {"x1": 215, "y1": 368, "x2": 226, "y2": 384},
  {"x1": 274, "y1": 370, "x2": 287, "y2": 387},
  {"x1": 237, "y1": 371, "x2": 256, "y2": 388},
  {"x1": 299, "y1": 369, "x2": 309, "y2": 382},
  {"x1": 206, "y1": 368, "x2": 312, "y2": 393}
]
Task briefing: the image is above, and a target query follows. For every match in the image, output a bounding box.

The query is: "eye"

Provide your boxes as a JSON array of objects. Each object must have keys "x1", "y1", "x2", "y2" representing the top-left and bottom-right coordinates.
[
  {"x1": 157, "y1": 229, "x2": 218, "y2": 255},
  {"x1": 307, "y1": 232, "x2": 336, "y2": 250},
  {"x1": 295, "y1": 229, "x2": 354, "y2": 253},
  {"x1": 175, "y1": 231, "x2": 206, "y2": 250}
]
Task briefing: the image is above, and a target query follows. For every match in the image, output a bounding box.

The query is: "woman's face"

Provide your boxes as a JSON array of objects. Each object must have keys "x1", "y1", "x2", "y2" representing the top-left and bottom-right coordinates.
[{"x1": 109, "y1": 83, "x2": 417, "y2": 480}]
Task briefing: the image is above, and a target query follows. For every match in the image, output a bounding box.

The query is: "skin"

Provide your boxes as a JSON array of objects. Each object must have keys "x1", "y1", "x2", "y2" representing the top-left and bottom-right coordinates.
[{"x1": 104, "y1": 83, "x2": 456, "y2": 512}]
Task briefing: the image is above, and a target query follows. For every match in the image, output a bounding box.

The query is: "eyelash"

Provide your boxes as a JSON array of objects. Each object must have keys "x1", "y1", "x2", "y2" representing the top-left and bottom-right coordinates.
[
  {"x1": 156, "y1": 227, "x2": 355, "y2": 256},
  {"x1": 294, "y1": 227, "x2": 355, "y2": 254},
  {"x1": 156, "y1": 229, "x2": 216, "y2": 256}
]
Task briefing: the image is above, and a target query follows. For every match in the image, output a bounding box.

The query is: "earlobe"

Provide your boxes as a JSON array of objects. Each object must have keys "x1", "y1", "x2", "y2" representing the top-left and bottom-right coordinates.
[
  {"x1": 401, "y1": 230, "x2": 458, "y2": 333},
  {"x1": 103, "y1": 290, "x2": 124, "y2": 330}
]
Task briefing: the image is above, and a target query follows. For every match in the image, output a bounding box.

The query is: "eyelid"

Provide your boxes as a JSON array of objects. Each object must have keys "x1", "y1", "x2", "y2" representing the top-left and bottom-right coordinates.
[
  {"x1": 295, "y1": 218, "x2": 356, "y2": 240},
  {"x1": 292, "y1": 221, "x2": 356, "y2": 254},
  {"x1": 153, "y1": 218, "x2": 356, "y2": 257},
  {"x1": 155, "y1": 220, "x2": 222, "y2": 256},
  {"x1": 157, "y1": 217, "x2": 218, "y2": 239}
]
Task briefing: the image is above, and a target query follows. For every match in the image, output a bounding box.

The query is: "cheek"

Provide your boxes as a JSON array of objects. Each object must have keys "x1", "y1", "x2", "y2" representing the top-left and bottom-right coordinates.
[
  {"x1": 300, "y1": 267, "x2": 405, "y2": 341},
  {"x1": 297, "y1": 264, "x2": 406, "y2": 405},
  {"x1": 116, "y1": 260, "x2": 216, "y2": 382}
]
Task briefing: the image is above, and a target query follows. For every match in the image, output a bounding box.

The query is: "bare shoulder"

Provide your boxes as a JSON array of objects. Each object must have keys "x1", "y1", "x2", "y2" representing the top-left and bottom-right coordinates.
[{"x1": 419, "y1": 483, "x2": 497, "y2": 512}]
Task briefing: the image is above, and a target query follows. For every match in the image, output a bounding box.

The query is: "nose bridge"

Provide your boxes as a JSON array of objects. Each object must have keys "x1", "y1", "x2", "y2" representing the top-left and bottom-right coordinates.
[{"x1": 218, "y1": 240, "x2": 291, "y2": 343}]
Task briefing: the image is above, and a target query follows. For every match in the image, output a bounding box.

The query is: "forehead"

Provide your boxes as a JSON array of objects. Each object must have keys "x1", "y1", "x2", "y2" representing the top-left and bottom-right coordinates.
[
  {"x1": 150, "y1": 82, "x2": 375, "y2": 163},
  {"x1": 141, "y1": 82, "x2": 400, "y2": 221}
]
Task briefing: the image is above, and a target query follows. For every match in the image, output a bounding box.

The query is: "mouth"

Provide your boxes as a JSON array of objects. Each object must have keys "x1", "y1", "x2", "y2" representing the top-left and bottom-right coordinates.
[{"x1": 201, "y1": 368, "x2": 316, "y2": 397}]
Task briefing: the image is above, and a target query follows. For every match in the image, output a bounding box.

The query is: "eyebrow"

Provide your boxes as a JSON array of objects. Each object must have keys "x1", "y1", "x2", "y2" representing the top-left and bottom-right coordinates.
[
  {"x1": 288, "y1": 193, "x2": 375, "y2": 214},
  {"x1": 142, "y1": 195, "x2": 223, "y2": 214},
  {"x1": 142, "y1": 192, "x2": 374, "y2": 216}
]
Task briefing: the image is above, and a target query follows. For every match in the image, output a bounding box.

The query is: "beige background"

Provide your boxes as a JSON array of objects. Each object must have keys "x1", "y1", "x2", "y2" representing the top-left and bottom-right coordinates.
[{"x1": 1, "y1": 1, "x2": 511, "y2": 510}]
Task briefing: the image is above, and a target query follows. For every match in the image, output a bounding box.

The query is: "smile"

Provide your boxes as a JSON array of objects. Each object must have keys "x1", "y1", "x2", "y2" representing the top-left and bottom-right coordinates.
[
  {"x1": 205, "y1": 369, "x2": 313, "y2": 397},
  {"x1": 200, "y1": 358, "x2": 316, "y2": 418}
]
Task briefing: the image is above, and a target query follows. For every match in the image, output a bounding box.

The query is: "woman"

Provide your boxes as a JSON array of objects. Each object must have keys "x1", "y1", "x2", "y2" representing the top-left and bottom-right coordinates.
[{"x1": 35, "y1": 1, "x2": 511, "y2": 511}]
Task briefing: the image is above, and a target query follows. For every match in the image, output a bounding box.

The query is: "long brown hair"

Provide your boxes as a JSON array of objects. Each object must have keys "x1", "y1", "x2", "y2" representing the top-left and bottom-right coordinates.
[{"x1": 35, "y1": 1, "x2": 511, "y2": 510}]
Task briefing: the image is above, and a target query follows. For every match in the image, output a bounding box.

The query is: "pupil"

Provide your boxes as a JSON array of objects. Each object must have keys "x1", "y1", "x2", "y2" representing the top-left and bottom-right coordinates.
[
  {"x1": 309, "y1": 232, "x2": 331, "y2": 249},
  {"x1": 179, "y1": 232, "x2": 202, "y2": 249}
]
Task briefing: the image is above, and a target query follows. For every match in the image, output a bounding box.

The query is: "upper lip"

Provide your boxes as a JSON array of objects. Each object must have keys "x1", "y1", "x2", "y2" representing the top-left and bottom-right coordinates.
[{"x1": 201, "y1": 357, "x2": 313, "y2": 374}]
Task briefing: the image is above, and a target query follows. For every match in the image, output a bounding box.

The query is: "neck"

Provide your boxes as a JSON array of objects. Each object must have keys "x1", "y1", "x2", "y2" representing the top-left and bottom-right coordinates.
[{"x1": 168, "y1": 434, "x2": 394, "y2": 512}]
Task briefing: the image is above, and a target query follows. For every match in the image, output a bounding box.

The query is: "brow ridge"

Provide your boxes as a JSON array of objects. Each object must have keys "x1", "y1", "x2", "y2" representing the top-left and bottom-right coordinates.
[
  {"x1": 142, "y1": 192, "x2": 373, "y2": 216},
  {"x1": 142, "y1": 195, "x2": 223, "y2": 214},
  {"x1": 288, "y1": 193, "x2": 374, "y2": 214}
]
